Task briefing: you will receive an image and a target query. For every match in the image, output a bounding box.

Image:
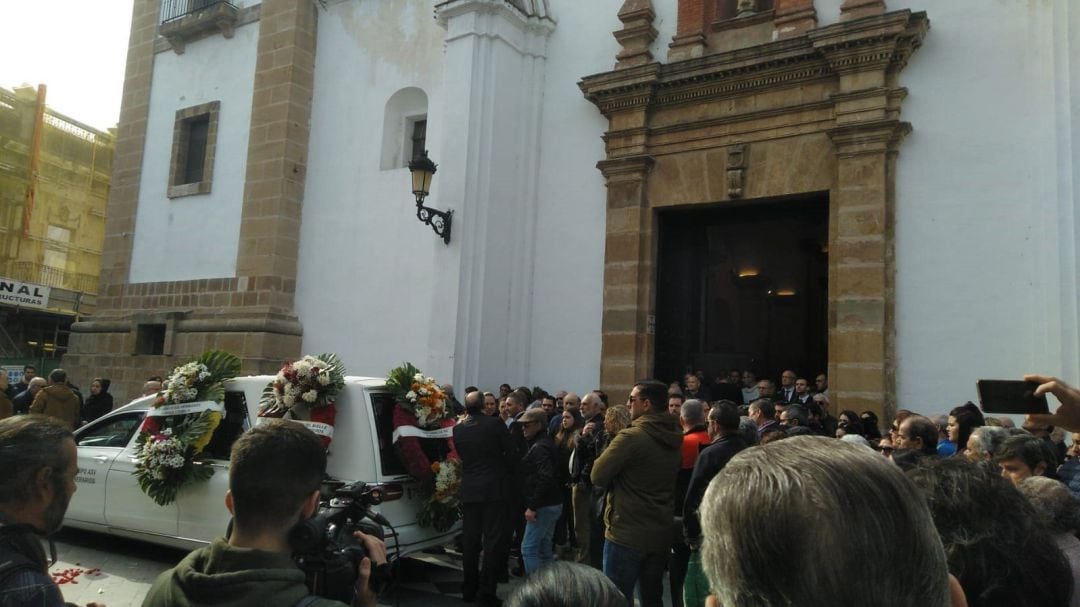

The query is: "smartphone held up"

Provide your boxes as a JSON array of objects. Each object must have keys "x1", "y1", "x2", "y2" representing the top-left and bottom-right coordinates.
[{"x1": 976, "y1": 379, "x2": 1050, "y2": 415}]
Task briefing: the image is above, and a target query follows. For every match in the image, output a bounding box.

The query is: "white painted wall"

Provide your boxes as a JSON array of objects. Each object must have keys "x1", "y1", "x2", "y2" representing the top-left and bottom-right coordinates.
[
  {"x1": 129, "y1": 23, "x2": 259, "y2": 283},
  {"x1": 890, "y1": 0, "x2": 1080, "y2": 413},
  {"x1": 296, "y1": 0, "x2": 452, "y2": 380},
  {"x1": 526, "y1": 1, "x2": 621, "y2": 394}
]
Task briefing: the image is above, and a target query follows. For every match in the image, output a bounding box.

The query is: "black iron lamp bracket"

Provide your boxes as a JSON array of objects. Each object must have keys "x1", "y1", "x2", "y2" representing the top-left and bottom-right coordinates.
[{"x1": 415, "y1": 198, "x2": 452, "y2": 245}]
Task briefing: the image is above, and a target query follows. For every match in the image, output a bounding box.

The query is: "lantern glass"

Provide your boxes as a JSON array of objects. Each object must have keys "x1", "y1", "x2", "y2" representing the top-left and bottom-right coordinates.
[{"x1": 408, "y1": 151, "x2": 437, "y2": 199}]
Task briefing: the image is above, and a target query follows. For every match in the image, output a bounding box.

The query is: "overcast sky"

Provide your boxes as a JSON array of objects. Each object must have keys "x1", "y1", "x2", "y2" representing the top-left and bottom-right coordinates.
[{"x1": 0, "y1": 0, "x2": 135, "y2": 131}]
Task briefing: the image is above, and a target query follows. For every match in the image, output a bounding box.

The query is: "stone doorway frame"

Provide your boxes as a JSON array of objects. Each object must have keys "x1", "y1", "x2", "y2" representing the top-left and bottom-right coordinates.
[{"x1": 580, "y1": 7, "x2": 928, "y2": 420}]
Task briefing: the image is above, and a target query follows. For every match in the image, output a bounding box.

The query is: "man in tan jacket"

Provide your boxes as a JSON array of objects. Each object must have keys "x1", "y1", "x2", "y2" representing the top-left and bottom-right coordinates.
[{"x1": 30, "y1": 369, "x2": 81, "y2": 430}]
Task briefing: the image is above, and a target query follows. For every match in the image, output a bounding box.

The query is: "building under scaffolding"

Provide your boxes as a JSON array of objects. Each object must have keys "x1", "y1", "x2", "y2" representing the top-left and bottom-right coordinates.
[{"x1": 0, "y1": 84, "x2": 112, "y2": 375}]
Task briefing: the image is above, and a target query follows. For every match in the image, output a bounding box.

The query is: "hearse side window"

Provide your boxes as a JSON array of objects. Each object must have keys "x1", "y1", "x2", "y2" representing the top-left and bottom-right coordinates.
[
  {"x1": 76, "y1": 412, "x2": 146, "y2": 448},
  {"x1": 203, "y1": 391, "x2": 251, "y2": 460},
  {"x1": 370, "y1": 391, "x2": 407, "y2": 476}
]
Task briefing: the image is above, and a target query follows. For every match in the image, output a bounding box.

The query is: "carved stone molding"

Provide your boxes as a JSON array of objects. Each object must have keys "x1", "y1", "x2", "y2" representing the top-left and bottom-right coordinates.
[
  {"x1": 598, "y1": 155, "x2": 655, "y2": 181},
  {"x1": 726, "y1": 144, "x2": 748, "y2": 198},
  {"x1": 808, "y1": 10, "x2": 929, "y2": 80},
  {"x1": 614, "y1": 0, "x2": 657, "y2": 69}
]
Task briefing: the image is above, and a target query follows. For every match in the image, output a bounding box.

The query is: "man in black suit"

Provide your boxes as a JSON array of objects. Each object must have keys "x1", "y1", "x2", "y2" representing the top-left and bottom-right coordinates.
[
  {"x1": 453, "y1": 390, "x2": 515, "y2": 606},
  {"x1": 778, "y1": 370, "x2": 797, "y2": 403},
  {"x1": 792, "y1": 378, "x2": 812, "y2": 405}
]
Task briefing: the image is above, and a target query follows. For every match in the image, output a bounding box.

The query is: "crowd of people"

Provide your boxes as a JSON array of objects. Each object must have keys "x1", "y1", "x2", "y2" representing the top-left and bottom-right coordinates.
[
  {"x1": 0, "y1": 364, "x2": 116, "y2": 430},
  {"x1": 8, "y1": 365, "x2": 1080, "y2": 607},
  {"x1": 453, "y1": 370, "x2": 1080, "y2": 607}
]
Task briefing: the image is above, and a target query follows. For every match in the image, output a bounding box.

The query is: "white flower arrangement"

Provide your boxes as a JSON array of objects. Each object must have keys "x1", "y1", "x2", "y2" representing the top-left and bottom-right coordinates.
[
  {"x1": 139, "y1": 434, "x2": 187, "y2": 480},
  {"x1": 263, "y1": 353, "x2": 346, "y2": 412},
  {"x1": 162, "y1": 361, "x2": 211, "y2": 404},
  {"x1": 432, "y1": 459, "x2": 462, "y2": 506}
]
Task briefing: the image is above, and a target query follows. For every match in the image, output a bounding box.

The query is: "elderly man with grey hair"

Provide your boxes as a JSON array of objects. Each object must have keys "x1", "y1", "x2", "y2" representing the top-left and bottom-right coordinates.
[
  {"x1": 698, "y1": 436, "x2": 966, "y2": 607},
  {"x1": 11, "y1": 377, "x2": 46, "y2": 415},
  {"x1": 963, "y1": 425, "x2": 1010, "y2": 462}
]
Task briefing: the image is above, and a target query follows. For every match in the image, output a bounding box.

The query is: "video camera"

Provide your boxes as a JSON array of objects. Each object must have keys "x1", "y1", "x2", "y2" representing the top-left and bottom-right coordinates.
[{"x1": 289, "y1": 479, "x2": 391, "y2": 603}]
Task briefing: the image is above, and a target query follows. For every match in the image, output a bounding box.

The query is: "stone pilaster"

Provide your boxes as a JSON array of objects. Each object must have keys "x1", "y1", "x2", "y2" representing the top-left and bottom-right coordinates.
[
  {"x1": 98, "y1": 0, "x2": 160, "y2": 297},
  {"x1": 235, "y1": 0, "x2": 316, "y2": 281},
  {"x1": 435, "y1": 0, "x2": 556, "y2": 389},
  {"x1": 598, "y1": 156, "x2": 656, "y2": 396},
  {"x1": 813, "y1": 10, "x2": 928, "y2": 421}
]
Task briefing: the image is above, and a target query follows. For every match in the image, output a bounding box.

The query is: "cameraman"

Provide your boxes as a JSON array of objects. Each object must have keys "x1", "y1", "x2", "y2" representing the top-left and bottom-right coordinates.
[{"x1": 143, "y1": 420, "x2": 387, "y2": 607}]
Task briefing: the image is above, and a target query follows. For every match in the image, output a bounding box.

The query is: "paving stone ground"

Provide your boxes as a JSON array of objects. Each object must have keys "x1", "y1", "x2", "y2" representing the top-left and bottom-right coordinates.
[
  {"x1": 50, "y1": 529, "x2": 528, "y2": 607},
  {"x1": 52, "y1": 530, "x2": 672, "y2": 606}
]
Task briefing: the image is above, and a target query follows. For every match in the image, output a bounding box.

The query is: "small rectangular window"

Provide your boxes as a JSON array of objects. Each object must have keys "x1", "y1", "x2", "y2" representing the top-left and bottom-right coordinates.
[
  {"x1": 409, "y1": 119, "x2": 427, "y2": 162},
  {"x1": 168, "y1": 101, "x2": 219, "y2": 198},
  {"x1": 135, "y1": 323, "x2": 166, "y2": 355}
]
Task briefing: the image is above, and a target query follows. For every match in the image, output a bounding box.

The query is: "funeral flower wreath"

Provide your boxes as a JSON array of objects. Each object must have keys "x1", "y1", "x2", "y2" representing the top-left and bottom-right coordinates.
[
  {"x1": 258, "y1": 353, "x2": 346, "y2": 447},
  {"x1": 386, "y1": 362, "x2": 462, "y2": 531},
  {"x1": 133, "y1": 350, "x2": 241, "y2": 506}
]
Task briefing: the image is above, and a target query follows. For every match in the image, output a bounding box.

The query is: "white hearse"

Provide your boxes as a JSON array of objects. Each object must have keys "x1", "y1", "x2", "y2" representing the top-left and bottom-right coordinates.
[{"x1": 64, "y1": 376, "x2": 458, "y2": 555}]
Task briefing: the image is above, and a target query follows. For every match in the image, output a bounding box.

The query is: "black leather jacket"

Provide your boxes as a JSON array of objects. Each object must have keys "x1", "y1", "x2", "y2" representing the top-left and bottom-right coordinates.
[{"x1": 520, "y1": 433, "x2": 563, "y2": 510}]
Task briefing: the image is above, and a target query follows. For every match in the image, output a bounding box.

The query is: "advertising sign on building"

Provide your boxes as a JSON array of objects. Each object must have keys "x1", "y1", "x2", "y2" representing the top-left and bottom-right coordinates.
[{"x1": 0, "y1": 277, "x2": 50, "y2": 310}]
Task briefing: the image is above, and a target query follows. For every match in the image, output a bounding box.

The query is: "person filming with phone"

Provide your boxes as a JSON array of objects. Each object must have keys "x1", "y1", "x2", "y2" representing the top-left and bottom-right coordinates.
[{"x1": 143, "y1": 419, "x2": 387, "y2": 607}]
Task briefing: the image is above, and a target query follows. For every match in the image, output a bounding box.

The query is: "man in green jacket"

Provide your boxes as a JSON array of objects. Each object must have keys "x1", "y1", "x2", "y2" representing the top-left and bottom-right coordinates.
[
  {"x1": 142, "y1": 420, "x2": 387, "y2": 607},
  {"x1": 591, "y1": 379, "x2": 683, "y2": 607}
]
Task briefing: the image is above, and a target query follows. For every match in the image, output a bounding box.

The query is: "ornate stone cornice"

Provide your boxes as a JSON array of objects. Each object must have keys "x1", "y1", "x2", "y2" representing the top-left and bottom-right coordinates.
[
  {"x1": 597, "y1": 155, "x2": 655, "y2": 180},
  {"x1": 580, "y1": 62, "x2": 660, "y2": 114},
  {"x1": 808, "y1": 10, "x2": 929, "y2": 76},
  {"x1": 582, "y1": 10, "x2": 928, "y2": 120},
  {"x1": 827, "y1": 118, "x2": 912, "y2": 157}
]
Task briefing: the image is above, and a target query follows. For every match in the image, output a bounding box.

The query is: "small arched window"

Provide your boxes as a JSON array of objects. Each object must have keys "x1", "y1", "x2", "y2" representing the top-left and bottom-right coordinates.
[{"x1": 380, "y1": 87, "x2": 428, "y2": 170}]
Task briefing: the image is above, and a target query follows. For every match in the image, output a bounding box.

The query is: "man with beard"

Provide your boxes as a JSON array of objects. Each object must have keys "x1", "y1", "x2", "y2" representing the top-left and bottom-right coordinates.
[
  {"x1": 592, "y1": 380, "x2": 683, "y2": 607},
  {"x1": 0, "y1": 416, "x2": 104, "y2": 607}
]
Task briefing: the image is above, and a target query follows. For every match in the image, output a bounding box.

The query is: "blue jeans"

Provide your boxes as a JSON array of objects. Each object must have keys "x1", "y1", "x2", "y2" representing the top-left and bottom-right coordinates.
[
  {"x1": 603, "y1": 539, "x2": 667, "y2": 607},
  {"x1": 521, "y1": 504, "x2": 562, "y2": 574}
]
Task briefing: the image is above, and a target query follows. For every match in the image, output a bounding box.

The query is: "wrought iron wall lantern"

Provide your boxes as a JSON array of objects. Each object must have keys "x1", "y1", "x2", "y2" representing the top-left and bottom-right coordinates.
[{"x1": 407, "y1": 150, "x2": 452, "y2": 245}]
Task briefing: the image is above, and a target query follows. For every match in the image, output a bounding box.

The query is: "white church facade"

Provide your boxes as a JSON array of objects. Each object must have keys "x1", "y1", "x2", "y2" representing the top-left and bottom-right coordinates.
[{"x1": 65, "y1": 0, "x2": 1080, "y2": 420}]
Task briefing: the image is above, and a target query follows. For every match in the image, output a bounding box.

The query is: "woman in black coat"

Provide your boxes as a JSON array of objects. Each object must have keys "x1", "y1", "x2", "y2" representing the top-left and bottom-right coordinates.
[{"x1": 81, "y1": 377, "x2": 113, "y2": 424}]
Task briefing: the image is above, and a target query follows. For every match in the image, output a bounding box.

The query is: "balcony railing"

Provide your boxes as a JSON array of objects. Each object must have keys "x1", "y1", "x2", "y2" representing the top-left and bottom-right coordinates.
[
  {"x1": 7, "y1": 262, "x2": 99, "y2": 295},
  {"x1": 160, "y1": 0, "x2": 235, "y2": 24},
  {"x1": 159, "y1": 0, "x2": 239, "y2": 54}
]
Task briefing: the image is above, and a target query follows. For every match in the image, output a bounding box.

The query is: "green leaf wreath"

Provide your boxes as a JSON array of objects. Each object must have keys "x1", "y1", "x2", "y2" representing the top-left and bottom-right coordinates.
[{"x1": 132, "y1": 349, "x2": 241, "y2": 506}]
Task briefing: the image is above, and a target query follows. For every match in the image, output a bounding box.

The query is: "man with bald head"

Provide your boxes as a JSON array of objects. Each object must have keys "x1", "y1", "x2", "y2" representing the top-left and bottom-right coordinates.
[
  {"x1": 570, "y1": 391, "x2": 607, "y2": 565},
  {"x1": 141, "y1": 379, "x2": 163, "y2": 397},
  {"x1": 550, "y1": 392, "x2": 581, "y2": 435}
]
